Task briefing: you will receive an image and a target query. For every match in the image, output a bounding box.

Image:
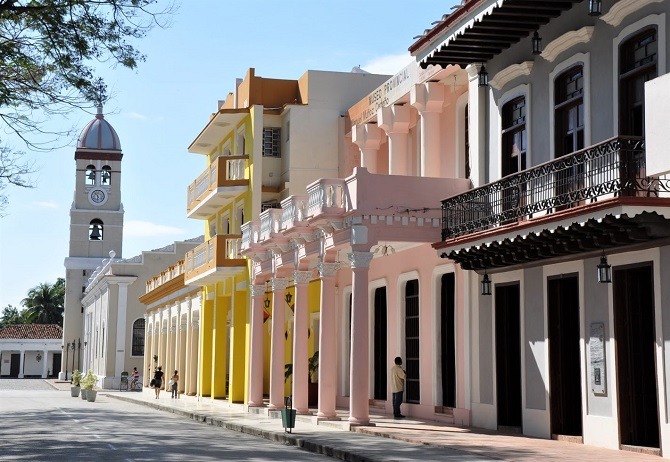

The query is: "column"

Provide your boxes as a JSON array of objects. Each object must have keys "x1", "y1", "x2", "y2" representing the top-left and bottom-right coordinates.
[
  {"x1": 248, "y1": 284, "x2": 266, "y2": 406},
  {"x1": 411, "y1": 82, "x2": 445, "y2": 178},
  {"x1": 42, "y1": 349, "x2": 48, "y2": 378},
  {"x1": 466, "y1": 63, "x2": 487, "y2": 186},
  {"x1": 189, "y1": 309, "x2": 199, "y2": 396},
  {"x1": 268, "y1": 277, "x2": 289, "y2": 410},
  {"x1": 348, "y1": 250, "x2": 374, "y2": 425},
  {"x1": 352, "y1": 123, "x2": 383, "y2": 174},
  {"x1": 18, "y1": 349, "x2": 25, "y2": 378},
  {"x1": 183, "y1": 299, "x2": 192, "y2": 394},
  {"x1": 167, "y1": 312, "x2": 176, "y2": 391},
  {"x1": 178, "y1": 302, "x2": 188, "y2": 394},
  {"x1": 378, "y1": 105, "x2": 411, "y2": 175},
  {"x1": 143, "y1": 314, "x2": 150, "y2": 386},
  {"x1": 292, "y1": 270, "x2": 313, "y2": 414},
  {"x1": 158, "y1": 309, "x2": 167, "y2": 375},
  {"x1": 316, "y1": 262, "x2": 340, "y2": 419}
]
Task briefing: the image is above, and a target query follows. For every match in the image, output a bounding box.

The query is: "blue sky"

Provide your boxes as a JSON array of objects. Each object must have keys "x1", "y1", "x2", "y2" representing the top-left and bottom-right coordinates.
[{"x1": 0, "y1": 0, "x2": 457, "y2": 309}]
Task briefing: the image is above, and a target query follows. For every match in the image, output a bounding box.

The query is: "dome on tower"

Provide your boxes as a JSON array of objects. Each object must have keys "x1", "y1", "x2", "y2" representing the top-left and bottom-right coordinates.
[{"x1": 77, "y1": 105, "x2": 121, "y2": 151}]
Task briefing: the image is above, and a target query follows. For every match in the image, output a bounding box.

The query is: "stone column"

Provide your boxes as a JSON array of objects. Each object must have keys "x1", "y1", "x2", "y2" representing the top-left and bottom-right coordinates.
[
  {"x1": 466, "y1": 63, "x2": 487, "y2": 187},
  {"x1": 411, "y1": 82, "x2": 445, "y2": 178},
  {"x1": 378, "y1": 105, "x2": 411, "y2": 175},
  {"x1": 292, "y1": 270, "x2": 313, "y2": 414},
  {"x1": 143, "y1": 314, "x2": 150, "y2": 386},
  {"x1": 183, "y1": 299, "x2": 192, "y2": 394},
  {"x1": 268, "y1": 277, "x2": 289, "y2": 410},
  {"x1": 248, "y1": 284, "x2": 266, "y2": 406},
  {"x1": 352, "y1": 123, "x2": 383, "y2": 174},
  {"x1": 178, "y1": 302, "x2": 188, "y2": 393},
  {"x1": 348, "y1": 250, "x2": 374, "y2": 425},
  {"x1": 316, "y1": 262, "x2": 340, "y2": 419},
  {"x1": 18, "y1": 349, "x2": 25, "y2": 378},
  {"x1": 188, "y1": 309, "x2": 199, "y2": 396},
  {"x1": 42, "y1": 349, "x2": 48, "y2": 378}
]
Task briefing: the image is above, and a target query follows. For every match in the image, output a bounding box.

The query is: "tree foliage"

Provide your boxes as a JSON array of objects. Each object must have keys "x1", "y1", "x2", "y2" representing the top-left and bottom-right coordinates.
[
  {"x1": 0, "y1": 0, "x2": 174, "y2": 211},
  {"x1": 0, "y1": 304, "x2": 30, "y2": 327},
  {"x1": 20, "y1": 277, "x2": 65, "y2": 325}
]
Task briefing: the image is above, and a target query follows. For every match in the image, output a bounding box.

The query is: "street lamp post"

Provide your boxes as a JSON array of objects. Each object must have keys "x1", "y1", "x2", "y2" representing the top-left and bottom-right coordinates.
[
  {"x1": 70, "y1": 341, "x2": 76, "y2": 382},
  {"x1": 77, "y1": 339, "x2": 81, "y2": 372},
  {"x1": 63, "y1": 344, "x2": 69, "y2": 381}
]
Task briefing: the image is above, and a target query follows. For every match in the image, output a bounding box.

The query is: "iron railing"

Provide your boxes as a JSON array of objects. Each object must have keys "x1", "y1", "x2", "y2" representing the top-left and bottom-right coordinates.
[{"x1": 441, "y1": 136, "x2": 668, "y2": 240}]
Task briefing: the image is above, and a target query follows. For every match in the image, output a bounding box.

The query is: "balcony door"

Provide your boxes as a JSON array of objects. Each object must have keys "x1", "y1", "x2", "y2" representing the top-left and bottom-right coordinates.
[
  {"x1": 501, "y1": 97, "x2": 526, "y2": 220},
  {"x1": 373, "y1": 287, "x2": 387, "y2": 400},
  {"x1": 496, "y1": 283, "x2": 521, "y2": 430},
  {"x1": 440, "y1": 273, "x2": 456, "y2": 408},
  {"x1": 405, "y1": 280, "x2": 420, "y2": 404},
  {"x1": 554, "y1": 65, "x2": 585, "y2": 209}
]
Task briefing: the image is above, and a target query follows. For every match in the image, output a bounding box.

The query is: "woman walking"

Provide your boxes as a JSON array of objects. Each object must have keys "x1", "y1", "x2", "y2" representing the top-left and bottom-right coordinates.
[
  {"x1": 153, "y1": 366, "x2": 164, "y2": 399},
  {"x1": 170, "y1": 370, "x2": 179, "y2": 399}
]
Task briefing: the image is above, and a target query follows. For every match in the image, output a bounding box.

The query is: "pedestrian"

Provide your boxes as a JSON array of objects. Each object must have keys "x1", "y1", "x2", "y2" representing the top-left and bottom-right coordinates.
[
  {"x1": 153, "y1": 366, "x2": 164, "y2": 399},
  {"x1": 170, "y1": 370, "x2": 179, "y2": 399},
  {"x1": 391, "y1": 356, "x2": 406, "y2": 419}
]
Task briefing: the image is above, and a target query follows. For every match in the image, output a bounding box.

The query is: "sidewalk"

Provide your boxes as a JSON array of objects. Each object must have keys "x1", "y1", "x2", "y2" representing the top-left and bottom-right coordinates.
[{"x1": 56, "y1": 383, "x2": 656, "y2": 462}]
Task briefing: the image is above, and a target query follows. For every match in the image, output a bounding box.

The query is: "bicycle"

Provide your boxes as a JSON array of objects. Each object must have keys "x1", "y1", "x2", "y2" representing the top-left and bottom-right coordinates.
[{"x1": 130, "y1": 378, "x2": 142, "y2": 391}]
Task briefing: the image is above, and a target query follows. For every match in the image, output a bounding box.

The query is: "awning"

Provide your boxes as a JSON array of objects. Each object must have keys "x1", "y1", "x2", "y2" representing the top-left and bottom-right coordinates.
[
  {"x1": 442, "y1": 212, "x2": 670, "y2": 271},
  {"x1": 418, "y1": 0, "x2": 583, "y2": 68}
]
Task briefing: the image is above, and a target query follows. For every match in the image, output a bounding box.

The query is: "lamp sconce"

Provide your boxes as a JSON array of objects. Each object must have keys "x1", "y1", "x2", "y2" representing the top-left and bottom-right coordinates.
[
  {"x1": 285, "y1": 292, "x2": 293, "y2": 305},
  {"x1": 36, "y1": 354, "x2": 42, "y2": 362},
  {"x1": 589, "y1": 0, "x2": 602, "y2": 16},
  {"x1": 478, "y1": 65, "x2": 489, "y2": 87},
  {"x1": 531, "y1": 31, "x2": 542, "y2": 55},
  {"x1": 597, "y1": 251, "x2": 612, "y2": 283},
  {"x1": 481, "y1": 269, "x2": 492, "y2": 296}
]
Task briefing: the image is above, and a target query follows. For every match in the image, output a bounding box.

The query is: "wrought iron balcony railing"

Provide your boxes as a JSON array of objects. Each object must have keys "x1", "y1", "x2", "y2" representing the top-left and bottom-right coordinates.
[{"x1": 441, "y1": 136, "x2": 668, "y2": 240}]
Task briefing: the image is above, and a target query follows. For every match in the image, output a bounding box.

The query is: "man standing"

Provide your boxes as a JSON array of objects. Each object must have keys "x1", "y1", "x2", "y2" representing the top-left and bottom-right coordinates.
[{"x1": 391, "y1": 356, "x2": 406, "y2": 419}]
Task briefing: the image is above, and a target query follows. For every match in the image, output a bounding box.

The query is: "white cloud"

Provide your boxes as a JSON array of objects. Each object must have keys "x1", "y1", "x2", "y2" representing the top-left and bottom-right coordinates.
[
  {"x1": 126, "y1": 111, "x2": 148, "y2": 121},
  {"x1": 361, "y1": 53, "x2": 414, "y2": 76},
  {"x1": 124, "y1": 220, "x2": 186, "y2": 238},
  {"x1": 33, "y1": 201, "x2": 59, "y2": 209}
]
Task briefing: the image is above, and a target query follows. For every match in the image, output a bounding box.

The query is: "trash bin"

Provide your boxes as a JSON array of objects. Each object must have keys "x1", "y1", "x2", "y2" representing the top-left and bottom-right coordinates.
[{"x1": 281, "y1": 396, "x2": 296, "y2": 433}]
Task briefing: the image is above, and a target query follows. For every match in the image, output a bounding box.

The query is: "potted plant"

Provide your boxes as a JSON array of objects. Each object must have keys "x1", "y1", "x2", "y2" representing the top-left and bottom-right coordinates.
[
  {"x1": 70, "y1": 370, "x2": 82, "y2": 397},
  {"x1": 81, "y1": 370, "x2": 98, "y2": 402}
]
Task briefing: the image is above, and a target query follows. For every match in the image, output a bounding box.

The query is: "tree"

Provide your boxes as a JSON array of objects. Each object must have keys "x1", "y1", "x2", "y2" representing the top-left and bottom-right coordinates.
[
  {"x1": 0, "y1": 0, "x2": 175, "y2": 211},
  {"x1": 21, "y1": 277, "x2": 65, "y2": 325},
  {"x1": 0, "y1": 304, "x2": 29, "y2": 327}
]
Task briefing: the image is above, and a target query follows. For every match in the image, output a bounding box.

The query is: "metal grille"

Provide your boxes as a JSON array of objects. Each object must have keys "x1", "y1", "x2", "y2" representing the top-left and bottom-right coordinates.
[
  {"x1": 405, "y1": 280, "x2": 420, "y2": 404},
  {"x1": 132, "y1": 318, "x2": 145, "y2": 356},
  {"x1": 262, "y1": 128, "x2": 281, "y2": 157}
]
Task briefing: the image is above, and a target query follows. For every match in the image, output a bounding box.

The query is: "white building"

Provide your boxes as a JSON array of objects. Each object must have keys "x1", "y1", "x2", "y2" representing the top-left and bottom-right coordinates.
[{"x1": 0, "y1": 324, "x2": 63, "y2": 378}]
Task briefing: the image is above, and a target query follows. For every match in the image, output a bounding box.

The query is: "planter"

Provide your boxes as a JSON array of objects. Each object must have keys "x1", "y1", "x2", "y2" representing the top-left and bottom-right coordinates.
[
  {"x1": 280, "y1": 408, "x2": 296, "y2": 433},
  {"x1": 81, "y1": 389, "x2": 88, "y2": 400},
  {"x1": 86, "y1": 390, "x2": 97, "y2": 402},
  {"x1": 70, "y1": 386, "x2": 80, "y2": 397}
]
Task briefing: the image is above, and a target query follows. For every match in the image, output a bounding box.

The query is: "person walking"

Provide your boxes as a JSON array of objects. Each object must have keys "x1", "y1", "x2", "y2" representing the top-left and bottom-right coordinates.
[
  {"x1": 153, "y1": 366, "x2": 164, "y2": 399},
  {"x1": 170, "y1": 370, "x2": 179, "y2": 399},
  {"x1": 391, "y1": 357, "x2": 406, "y2": 419}
]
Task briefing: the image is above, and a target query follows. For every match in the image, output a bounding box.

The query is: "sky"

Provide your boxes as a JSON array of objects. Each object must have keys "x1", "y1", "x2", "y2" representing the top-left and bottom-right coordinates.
[{"x1": 0, "y1": 0, "x2": 459, "y2": 310}]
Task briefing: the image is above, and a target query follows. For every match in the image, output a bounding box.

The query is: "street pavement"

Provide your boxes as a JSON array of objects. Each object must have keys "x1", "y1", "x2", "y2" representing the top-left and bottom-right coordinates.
[{"x1": 2, "y1": 379, "x2": 664, "y2": 461}]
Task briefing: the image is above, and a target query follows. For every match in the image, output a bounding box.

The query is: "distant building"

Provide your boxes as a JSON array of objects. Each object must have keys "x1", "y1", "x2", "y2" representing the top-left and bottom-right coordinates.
[{"x1": 0, "y1": 324, "x2": 62, "y2": 378}]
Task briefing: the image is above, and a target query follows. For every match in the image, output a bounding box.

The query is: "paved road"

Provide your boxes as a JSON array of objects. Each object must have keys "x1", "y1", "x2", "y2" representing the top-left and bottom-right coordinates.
[{"x1": 0, "y1": 381, "x2": 331, "y2": 461}]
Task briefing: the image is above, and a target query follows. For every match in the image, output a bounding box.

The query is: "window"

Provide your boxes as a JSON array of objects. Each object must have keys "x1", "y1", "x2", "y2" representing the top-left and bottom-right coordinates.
[
  {"x1": 221, "y1": 215, "x2": 230, "y2": 235},
  {"x1": 262, "y1": 128, "x2": 281, "y2": 157},
  {"x1": 501, "y1": 97, "x2": 527, "y2": 176},
  {"x1": 89, "y1": 219, "x2": 103, "y2": 240},
  {"x1": 554, "y1": 66, "x2": 584, "y2": 157},
  {"x1": 620, "y1": 28, "x2": 657, "y2": 136},
  {"x1": 101, "y1": 165, "x2": 111, "y2": 186},
  {"x1": 85, "y1": 165, "x2": 96, "y2": 185},
  {"x1": 405, "y1": 279, "x2": 420, "y2": 404},
  {"x1": 132, "y1": 319, "x2": 145, "y2": 356},
  {"x1": 209, "y1": 220, "x2": 217, "y2": 238}
]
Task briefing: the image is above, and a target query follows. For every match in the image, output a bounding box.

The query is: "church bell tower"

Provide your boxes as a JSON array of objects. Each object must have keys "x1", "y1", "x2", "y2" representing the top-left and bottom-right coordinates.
[{"x1": 60, "y1": 104, "x2": 124, "y2": 379}]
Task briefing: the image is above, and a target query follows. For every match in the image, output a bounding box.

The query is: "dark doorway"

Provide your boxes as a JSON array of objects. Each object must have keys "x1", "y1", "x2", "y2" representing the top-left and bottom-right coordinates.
[
  {"x1": 52, "y1": 353, "x2": 62, "y2": 378},
  {"x1": 548, "y1": 275, "x2": 582, "y2": 436},
  {"x1": 373, "y1": 287, "x2": 387, "y2": 400},
  {"x1": 10, "y1": 353, "x2": 20, "y2": 377},
  {"x1": 405, "y1": 279, "x2": 420, "y2": 404},
  {"x1": 496, "y1": 283, "x2": 522, "y2": 429},
  {"x1": 440, "y1": 273, "x2": 456, "y2": 408},
  {"x1": 614, "y1": 264, "x2": 659, "y2": 448}
]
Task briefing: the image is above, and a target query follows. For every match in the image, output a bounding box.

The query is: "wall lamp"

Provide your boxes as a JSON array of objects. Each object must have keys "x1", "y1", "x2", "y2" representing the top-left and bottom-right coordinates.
[
  {"x1": 478, "y1": 65, "x2": 489, "y2": 87},
  {"x1": 597, "y1": 251, "x2": 612, "y2": 283},
  {"x1": 532, "y1": 31, "x2": 542, "y2": 55},
  {"x1": 481, "y1": 269, "x2": 492, "y2": 296},
  {"x1": 589, "y1": 0, "x2": 602, "y2": 16}
]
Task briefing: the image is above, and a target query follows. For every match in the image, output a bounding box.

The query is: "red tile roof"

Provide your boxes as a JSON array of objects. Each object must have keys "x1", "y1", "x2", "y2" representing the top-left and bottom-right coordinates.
[{"x1": 0, "y1": 324, "x2": 63, "y2": 339}]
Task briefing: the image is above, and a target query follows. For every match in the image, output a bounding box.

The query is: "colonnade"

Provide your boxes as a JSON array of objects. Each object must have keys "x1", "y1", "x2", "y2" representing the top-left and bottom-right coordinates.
[{"x1": 145, "y1": 294, "x2": 200, "y2": 395}]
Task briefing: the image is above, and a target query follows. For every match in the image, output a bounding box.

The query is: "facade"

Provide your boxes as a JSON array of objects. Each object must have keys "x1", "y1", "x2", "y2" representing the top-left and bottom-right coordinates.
[
  {"x1": 61, "y1": 105, "x2": 124, "y2": 380},
  {"x1": 183, "y1": 68, "x2": 389, "y2": 404},
  {"x1": 411, "y1": 0, "x2": 670, "y2": 456},
  {"x1": 0, "y1": 324, "x2": 63, "y2": 378},
  {"x1": 80, "y1": 238, "x2": 202, "y2": 388}
]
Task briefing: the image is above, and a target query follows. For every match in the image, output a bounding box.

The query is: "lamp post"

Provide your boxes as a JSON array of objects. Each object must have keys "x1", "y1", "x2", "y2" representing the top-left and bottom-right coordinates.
[
  {"x1": 64, "y1": 343, "x2": 70, "y2": 380},
  {"x1": 77, "y1": 339, "x2": 81, "y2": 372},
  {"x1": 70, "y1": 341, "x2": 76, "y2": 381}
]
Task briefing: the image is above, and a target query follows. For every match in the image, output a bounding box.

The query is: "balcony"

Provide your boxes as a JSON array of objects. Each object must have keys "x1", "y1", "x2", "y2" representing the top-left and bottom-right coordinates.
[
  {"x1": 145, "y1": 261, "x2": 185, "y2": 293},
  {"x1": 437, "y1": 136, "x2": 670, "y2": 270},
  {"x1": 186, "y1": 156, "x2": 249, "y2": 219},
  {"x1": 184, "y1": 235, "x2": 247, "y2": 285}
]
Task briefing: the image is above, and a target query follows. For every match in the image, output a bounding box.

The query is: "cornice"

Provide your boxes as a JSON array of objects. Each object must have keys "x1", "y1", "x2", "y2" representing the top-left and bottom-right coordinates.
[
  {"x1": 489, "y1": 61, "x2": 534, "y2": 90},
  {"x1": 601, "y1": 0, "x2": 664, "y2": 27},
  {"x1": 541, "y1": 27, "x2": 594, "y2": 63}
]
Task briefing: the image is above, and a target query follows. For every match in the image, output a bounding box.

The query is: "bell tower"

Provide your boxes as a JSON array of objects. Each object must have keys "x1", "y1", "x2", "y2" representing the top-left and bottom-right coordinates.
[{"x1": 60, "y1": 102, "x2": 124, "y2": 379}]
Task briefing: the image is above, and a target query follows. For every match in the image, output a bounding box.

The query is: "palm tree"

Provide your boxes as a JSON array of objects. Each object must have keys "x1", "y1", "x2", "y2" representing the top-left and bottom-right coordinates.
[
  {"x1": 21, "y1": 278, "x2": 64, "y2": 325},
  {"x1": 0, "y1": 305, "x2": 29, "y2": 327}
]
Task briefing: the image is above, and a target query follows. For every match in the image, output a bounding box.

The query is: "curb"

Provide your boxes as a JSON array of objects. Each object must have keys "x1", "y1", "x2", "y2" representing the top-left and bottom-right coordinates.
[{"x1": 106, "y1": 394, "x2": 377, "y2": 462}]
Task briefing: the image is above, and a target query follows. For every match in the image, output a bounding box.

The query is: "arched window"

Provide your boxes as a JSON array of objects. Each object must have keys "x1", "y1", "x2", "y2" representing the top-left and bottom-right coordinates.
[
  {"x1": 132, "y1": 318, "x2": 145, "y2": 356},
  {"x1": 89, "y1": 219, "x2": 103, "y2": 240},
  {"x1": 101, "y1": 165, "x2": 112, "y2": 186},
  {"x1": 554, "y1": 65, "x2": 584, "y2": 157},
  {"x1": 86, "y1": 165, "x2": 96, "y2": 185}
]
